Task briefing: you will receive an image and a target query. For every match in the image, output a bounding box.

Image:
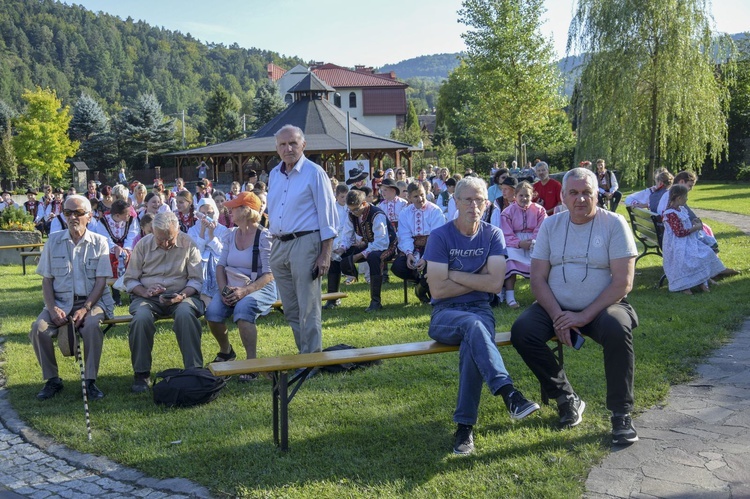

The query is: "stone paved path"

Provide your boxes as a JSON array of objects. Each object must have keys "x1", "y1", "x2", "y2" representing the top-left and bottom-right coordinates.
[
  {"x1": 585, "y1": 209, "x2": 750, "y2": 498},
  {"x1": 1, "y1": 209, "x2": 748, "y2": 498}
]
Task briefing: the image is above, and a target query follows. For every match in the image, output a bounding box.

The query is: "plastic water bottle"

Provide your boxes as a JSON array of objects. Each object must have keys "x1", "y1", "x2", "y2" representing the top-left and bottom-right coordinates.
[{"x1": 117, "y1": 252, "x2": 126, "y2": 278}]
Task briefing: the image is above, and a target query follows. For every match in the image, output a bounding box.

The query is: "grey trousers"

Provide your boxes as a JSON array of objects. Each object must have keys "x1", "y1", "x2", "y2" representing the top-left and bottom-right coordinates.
[
  {"x1": 128, "y1": 296, "x2": 205, "y2": 373},
  {"x1": 29, "y1": 303, "x2": 106, "y2": 381},
  {"x1": 269, "y1": 232, "x2": 322, "y2": 354}
]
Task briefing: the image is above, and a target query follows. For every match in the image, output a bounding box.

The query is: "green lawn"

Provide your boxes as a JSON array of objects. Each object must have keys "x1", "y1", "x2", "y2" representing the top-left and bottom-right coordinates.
[
  {"x1": 621, "y1": 181, "x2": 750, "y2": 215},
  {"x1": 1, "y1": 196, "x2": 749, "y2": 497}
]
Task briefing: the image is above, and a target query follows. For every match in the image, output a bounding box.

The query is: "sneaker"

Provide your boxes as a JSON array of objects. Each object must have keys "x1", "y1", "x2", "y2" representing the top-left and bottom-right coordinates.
[
  {"x1": 453, "y1": 424, "x2": 474, "y2": 455},
  {"x1": 558, "y1": 394, "x2": 586, "y2": 427},
  {"x1": 507, "y1": 390, "x2": 540, "y2": 420},
  {"x1": 36, "y1": 377, "x2": 63, "y2": 401},
  {"x1": 611, "y1": 414, "x2": 639, "y2": 445}
]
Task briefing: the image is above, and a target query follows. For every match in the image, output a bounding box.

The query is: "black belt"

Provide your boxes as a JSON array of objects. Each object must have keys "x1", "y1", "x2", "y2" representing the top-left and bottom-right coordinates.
[
  {"x1": 74, "y1": 295, "x2": 88, "y2": 301},
  {"x1": 276, "y1": 230, "x2": 319, "y2": 242}
]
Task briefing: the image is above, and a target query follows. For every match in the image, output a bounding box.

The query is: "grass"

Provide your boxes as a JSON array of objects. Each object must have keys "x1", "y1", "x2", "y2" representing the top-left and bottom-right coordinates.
[
  {"x1": 1, "y1": 190, "x2": 749, "y2": 498},
  {"x1": 621, "y1": 181, "x2": 750, "y2": 215}
]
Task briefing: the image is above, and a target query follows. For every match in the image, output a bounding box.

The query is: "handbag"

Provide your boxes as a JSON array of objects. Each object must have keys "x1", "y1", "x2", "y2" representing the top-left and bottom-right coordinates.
[{"x1": 224, "y1": 267, "x2": 252, "y2": 288}]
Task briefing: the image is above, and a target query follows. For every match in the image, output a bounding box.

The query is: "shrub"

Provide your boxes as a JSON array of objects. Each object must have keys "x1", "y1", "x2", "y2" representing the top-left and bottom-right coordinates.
[{"x1": 0, "y1": 205, "x2": 36, "y2": 231}]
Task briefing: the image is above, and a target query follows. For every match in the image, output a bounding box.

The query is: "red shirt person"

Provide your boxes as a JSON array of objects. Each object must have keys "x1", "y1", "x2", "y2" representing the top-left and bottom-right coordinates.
[{"x1": 532, "y1": 162, "x2": 561, "y2": 216}]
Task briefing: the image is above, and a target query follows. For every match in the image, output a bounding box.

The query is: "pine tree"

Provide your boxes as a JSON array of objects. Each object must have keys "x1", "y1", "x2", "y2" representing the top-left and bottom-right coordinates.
[
  {"x1": 118, "y1": 93, "x2": 175, "y2": 168},
  {"x1": 12, "y1": 87, "x2": 78, "y2": 185},
  {"x1": 0, "y1": 116, "x2": 18, "y2": 180},
  {"x1": 70, "y1": 92, "x2": 116, "y2": 171},
  {"x1": 251, "y1": 81, "x2": 286, "y2": 132},
  {"x1": 569, "y1": 0, "x2": 734, "y2": 183},
  {"x1": 204, "y1": 86, "x2": 242, "y2": 143}
]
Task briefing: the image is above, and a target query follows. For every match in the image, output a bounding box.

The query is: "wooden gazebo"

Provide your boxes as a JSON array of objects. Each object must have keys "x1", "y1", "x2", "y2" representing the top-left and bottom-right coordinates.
[{"x1": 166, "y1": 72, "x2": 418, "y2": 183}]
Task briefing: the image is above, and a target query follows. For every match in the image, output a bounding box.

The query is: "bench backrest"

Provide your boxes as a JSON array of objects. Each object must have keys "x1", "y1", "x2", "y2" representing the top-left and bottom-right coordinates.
[{"x1": 627, "y1": 206, "x2": 664, "y2": 252}]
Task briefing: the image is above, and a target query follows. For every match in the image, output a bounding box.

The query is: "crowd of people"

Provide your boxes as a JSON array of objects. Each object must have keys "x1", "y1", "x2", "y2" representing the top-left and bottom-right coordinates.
[{"x1": 16, "y1": 125, "x2": 740, "y2": 456}]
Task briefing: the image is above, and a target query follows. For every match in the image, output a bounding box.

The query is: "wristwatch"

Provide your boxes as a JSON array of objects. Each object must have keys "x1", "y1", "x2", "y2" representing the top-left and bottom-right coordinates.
[{"x1": 179, "y1": 292, "x2": 187, "y2": 300}]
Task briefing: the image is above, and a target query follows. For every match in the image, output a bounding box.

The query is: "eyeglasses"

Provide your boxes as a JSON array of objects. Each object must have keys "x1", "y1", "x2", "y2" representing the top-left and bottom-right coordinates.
[
  {"x1": 561, "y1": 218, "x2": 595, "y2": 283},
  {"x1": 457, "y1": 197, "x2": 487, "y2": 206},
  {"x1": 63, "y1": 209, "x2": 90, "y2": 217}
]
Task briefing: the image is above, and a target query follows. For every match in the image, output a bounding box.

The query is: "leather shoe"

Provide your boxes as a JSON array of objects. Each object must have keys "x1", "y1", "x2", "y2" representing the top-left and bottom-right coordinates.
[
  {"x1": 86, "y1": 379, "x2": 105, "y2": 400},
  {"x1": 322, "y1": 299, "x2": 341, "y2": 310},
  {"x1": 131, "y1": 373, "x2": 152, "y2": 393},
  {"x1": 36, "y1": 377, "x2": 63, "y2": 400},
  {"x1": 365, "y1": 301, "x2": 383, "y2": 312}
]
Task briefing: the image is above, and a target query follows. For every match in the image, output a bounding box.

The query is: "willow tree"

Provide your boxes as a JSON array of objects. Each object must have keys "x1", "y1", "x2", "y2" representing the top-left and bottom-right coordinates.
[
  {"x1": 458, "y1": 0, "x2": 565, "y2": 157},
  {"x1": 568, "y1": 0, "x2": 734, "y2": 184}
]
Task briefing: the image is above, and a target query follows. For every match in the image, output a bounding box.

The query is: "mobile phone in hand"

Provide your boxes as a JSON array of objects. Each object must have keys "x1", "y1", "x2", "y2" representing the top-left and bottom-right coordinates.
[
  {"x1": 221, "y1": 286, "x2": 232, "y2": 297},
  {"x1": 570, "y1": 330, "x2": 585, "y2": 350},
  {"x1": 161, "y1": 292, "x2": 177, "y2": 300},
  {"x1": 311, "y1": 266, "x2": 319, "y2": 280}
]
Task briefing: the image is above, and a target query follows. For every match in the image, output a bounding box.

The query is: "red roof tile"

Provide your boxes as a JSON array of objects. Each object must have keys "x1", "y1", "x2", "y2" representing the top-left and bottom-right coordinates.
[
  {"x1": 312, "y1": 63, "x2": 407, "y2": 89},
  {"x1": 267, "y1": 63, "x2": 286, "y2": 81}
]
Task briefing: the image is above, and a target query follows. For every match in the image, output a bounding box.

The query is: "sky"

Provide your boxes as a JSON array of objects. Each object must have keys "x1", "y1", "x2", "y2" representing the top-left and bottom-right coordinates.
[{"x1": 64, "y1": 0, "x2": 750, "y2": 68}]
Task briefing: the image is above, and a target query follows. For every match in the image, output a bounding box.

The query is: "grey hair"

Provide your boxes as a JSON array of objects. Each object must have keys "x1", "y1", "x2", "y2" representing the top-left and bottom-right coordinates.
[
  {"x1": 152, "y1": 211, "x2": 179, "y2": 233},
  {"x1": 112, "y1": 184, "x2": 130, "y2": 202},
  {"x1": 274, "y1": 124, "x2": 305, "y2": 142},
  {"x1": 562, "y1": 167, "x2": 597, "y2": 192},
  {"x1": 454, "y1": 177, "x2": 488, "y2": 200},
  {"x1": 64, "y1": 195, "x2": 92, "y2": 212}
]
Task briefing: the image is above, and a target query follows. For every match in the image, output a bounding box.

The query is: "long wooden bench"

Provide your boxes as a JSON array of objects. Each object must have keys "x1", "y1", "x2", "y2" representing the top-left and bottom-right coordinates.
[
  {"x1": 100, "y1": 292, "x2": 349, "y2": 333},
  {"x1": 209, "y1": 332, "x2": 563, "y2": 451},
  {"x1": 626, "y1": 206, "x2": 667, "y2": 288},
  {"x1": 0, "y1": 243, "x2": 46, "y2": 275}
]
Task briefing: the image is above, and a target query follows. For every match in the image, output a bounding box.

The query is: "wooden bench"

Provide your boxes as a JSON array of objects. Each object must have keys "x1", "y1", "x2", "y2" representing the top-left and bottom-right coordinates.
[
  {"x1": 626, "y1": 206, "x2": 667, "y2": 288},
  {"x1": 209, "y1": 332, "x2": 563, "y2": 451},
  {"x1": 0, "y1": 243, "x2": 46, "y2": 275},
  {"x1": 100, "y1": 292, "x2": 349, "y2": 333}
]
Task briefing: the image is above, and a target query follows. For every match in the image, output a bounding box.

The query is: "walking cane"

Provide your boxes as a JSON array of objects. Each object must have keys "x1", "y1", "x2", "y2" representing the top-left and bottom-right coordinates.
[{"x1": 69, "y1": 317, "x2": 93, "y2": 441}]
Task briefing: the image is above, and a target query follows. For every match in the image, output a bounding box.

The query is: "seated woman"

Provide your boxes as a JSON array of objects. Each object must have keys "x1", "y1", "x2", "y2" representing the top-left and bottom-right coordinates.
[
  {"x1": 500, "y1": 181, "x2": 547, "y2": 308},
  {"x1": 205, "y1": 192, "x2": 277, "y2": 380},
  {"x1": 175, "y1": 190, "x2": 198, "y2": 232},
  {"x1": 662, "y1": 184, "x2": 738, "y2": 295},
  {"x1": 187, "y1": 197, "x2": 230, "y2": 308}
]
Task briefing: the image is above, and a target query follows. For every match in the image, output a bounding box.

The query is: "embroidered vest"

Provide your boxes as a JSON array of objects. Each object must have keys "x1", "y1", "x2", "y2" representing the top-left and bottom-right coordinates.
[{"x1": 347, "y1": 204, "x2": 398, "y2": 259}]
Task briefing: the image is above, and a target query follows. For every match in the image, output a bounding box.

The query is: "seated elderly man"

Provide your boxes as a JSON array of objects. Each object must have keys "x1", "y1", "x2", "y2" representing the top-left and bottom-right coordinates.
[
  {"x1": 29, "y1": 195, "x2": 115, "y2": 400},
  {"x1": 511, "y1": 167, "x2": 640, "y2": 445},
  {"x1": 425, "y1": 177, "x2": 540, "y2": 455},
  {"x1": 328, "y1": 189, "x2": 398, "y2": 312},
  {"x1": 123, "y1": 211, "x2": 204, "y2": 393}
]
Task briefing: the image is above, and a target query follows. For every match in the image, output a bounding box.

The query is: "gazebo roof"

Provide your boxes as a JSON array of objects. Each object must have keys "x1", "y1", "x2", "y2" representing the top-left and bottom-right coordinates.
[{"x1": 166, "y1": 72, "x2": 413, "y2": 158}]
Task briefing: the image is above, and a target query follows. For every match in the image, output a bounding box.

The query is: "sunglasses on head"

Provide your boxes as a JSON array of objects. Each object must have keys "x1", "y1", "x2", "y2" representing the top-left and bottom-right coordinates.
[{"x1": 63, "y1": 209, "x2": 90, "y2": 217}]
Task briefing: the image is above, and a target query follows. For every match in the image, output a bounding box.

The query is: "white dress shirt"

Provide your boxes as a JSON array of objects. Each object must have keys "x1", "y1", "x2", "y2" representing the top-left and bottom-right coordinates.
[
  {"x1": 338, "y1": 208, "x2": 389, "y2": 257},
  {"x1": 397, "y1": 202, "x2": 446, "y2": 254}
]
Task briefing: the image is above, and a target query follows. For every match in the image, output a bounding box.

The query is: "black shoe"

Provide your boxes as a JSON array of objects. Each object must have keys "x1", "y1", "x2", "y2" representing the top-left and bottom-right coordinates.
[
  {"x1": 36, "y1": 377, "x2": 63, "y2": 400},
  {"x1": 453, "y1": 424, "x2": 474, "y2": 455},
  {"x1": 211, "y1": 347, "x2": 236, "y2": 363},
  {"x1": 414, "y1": 281, "x2": 431, "y2": 304},
  {"x1": 322, "y1": 299, "x2": 341, "y2": 310},
  {"x1": 506, "y1": 390, "x2": 540, "y2": 420},
  {"x1": 86, "y1": 379, "x2": 105, "y2": 400},
  {"x1": 365, "y1": 301, "x2": 383, "y2": 312},
  {"x1": 611, "y1": 414, "x2": 639, "y2": 445},
  {"x1": 131, "y1": 373, "x2": 152, "y2": 393},
  {"x1": 382, "y1": 274, "x2": 390, "y2": 283},
  {"x1": 558, "y1": 394, "x2": 585, "y2": 427}
]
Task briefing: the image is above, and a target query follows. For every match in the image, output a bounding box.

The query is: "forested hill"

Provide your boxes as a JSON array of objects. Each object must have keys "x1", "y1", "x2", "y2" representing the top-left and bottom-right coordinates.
[
  {"x1": 0, "y1": 0, "x2": 305, "y2": 114},
  {"x1": 379, "y1": 53, "x2": 463, "y2": 81}
]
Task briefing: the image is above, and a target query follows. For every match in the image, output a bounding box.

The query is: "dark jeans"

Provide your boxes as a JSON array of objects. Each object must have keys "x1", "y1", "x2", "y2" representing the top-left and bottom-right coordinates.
[
  {"x1": 598, "y1": 191, "x2": 622, "y2": 212},
  {"x1": 327, "y1": 247, "x2": 384, "y2": 292},
  {"x1": 511, "y1": 300, "x2": 638, "y2": 413},
  {"x1": 391, "y1": 254, "x2": 419, "y2": 282}
]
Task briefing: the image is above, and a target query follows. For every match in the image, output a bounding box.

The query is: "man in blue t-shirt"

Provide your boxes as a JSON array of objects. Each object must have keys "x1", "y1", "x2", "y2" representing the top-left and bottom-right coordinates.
[{"x1": 424, "y1": 177, "x2": 540, "y2": 456}]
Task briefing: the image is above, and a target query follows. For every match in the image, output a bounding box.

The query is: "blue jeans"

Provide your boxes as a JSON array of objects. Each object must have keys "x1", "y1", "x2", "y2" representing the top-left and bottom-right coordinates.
[
  {"x1": 205, "y1": 281, "x2": 278, "y2": 324},
  {"x1": 428, "y1": 301, "x2": 513, "y2": 425}
]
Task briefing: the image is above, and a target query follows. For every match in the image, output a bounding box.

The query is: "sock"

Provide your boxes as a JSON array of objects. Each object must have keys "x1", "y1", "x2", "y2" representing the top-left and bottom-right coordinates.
[
  {"x1": 506, "y1": 290, "x2": 516, "y2": 304},
  {"x1": 497, "y1": 384, "x2": 515, "y2": 405}
]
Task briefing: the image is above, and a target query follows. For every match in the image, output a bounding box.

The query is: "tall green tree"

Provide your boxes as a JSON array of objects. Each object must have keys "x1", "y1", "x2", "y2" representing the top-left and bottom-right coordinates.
[
  {"x1": 251, "y1": 81, "x2": 286, "y2": 132},
  {"x1": 70, "y1": 92, "x2": 116, "y2": 171},
  {"x1": 435, "y1": 63, "x2": 482, "y2": 149},
  {"x1": 458, "y1": 0, "x2": 564, "y2": 156},
  {"x1": 391, "y1": 101, "x2": 424, "y2": 146},
  {"x1": 0, "y1": 116, "x2": 17, "y2": 180},
  {"x1": 204, "y1": 86, "x2": 242, "y2": 143},
  {"x1": 568, "y1": 0, "x2": 734, "y2": 184},
  {"x1": 118, "y1": 93, "x2": 175, "y2": 168},
  {"x1": 13, "y1": 87, "x2": 78, "y2": 185}
]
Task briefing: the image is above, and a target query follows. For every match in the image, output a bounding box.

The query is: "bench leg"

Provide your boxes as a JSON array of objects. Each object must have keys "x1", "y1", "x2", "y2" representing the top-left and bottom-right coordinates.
[
  {"x1": 403, "y1": 279, "x2": 408, "y2": 305},
  {"x1": 22, "y1": 255, "x2": 28, "y2": 275},
  {"x1": 271, "y1": 368, "x2": 313, "y2": 451}
]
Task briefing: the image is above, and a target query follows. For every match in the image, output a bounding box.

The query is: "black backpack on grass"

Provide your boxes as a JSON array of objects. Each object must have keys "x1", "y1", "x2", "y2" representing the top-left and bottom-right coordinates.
[
  {"x1": 319, "y1": 344, "x2": 382, "y2": 374},
  {"x1": 153, "y1": 367, "x2": 227, "y2": 407}
]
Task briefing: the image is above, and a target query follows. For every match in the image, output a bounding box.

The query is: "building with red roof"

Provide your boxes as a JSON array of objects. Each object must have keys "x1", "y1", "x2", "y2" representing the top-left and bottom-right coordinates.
[{"x1": 268, "y1": 63, "x2": 409, "y2": 138}]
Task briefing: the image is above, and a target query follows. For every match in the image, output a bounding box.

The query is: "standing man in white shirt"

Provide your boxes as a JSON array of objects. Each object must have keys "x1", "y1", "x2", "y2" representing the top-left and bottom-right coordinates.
[{"x1": 267, "y1": 125, "x2": 338, "y2": 354}]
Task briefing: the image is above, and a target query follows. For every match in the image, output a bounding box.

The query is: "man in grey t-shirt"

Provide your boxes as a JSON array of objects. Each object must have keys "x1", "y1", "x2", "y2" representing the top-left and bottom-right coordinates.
[{"x1": 511, "y1": 167, "x2": 640, "y2": 446}]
